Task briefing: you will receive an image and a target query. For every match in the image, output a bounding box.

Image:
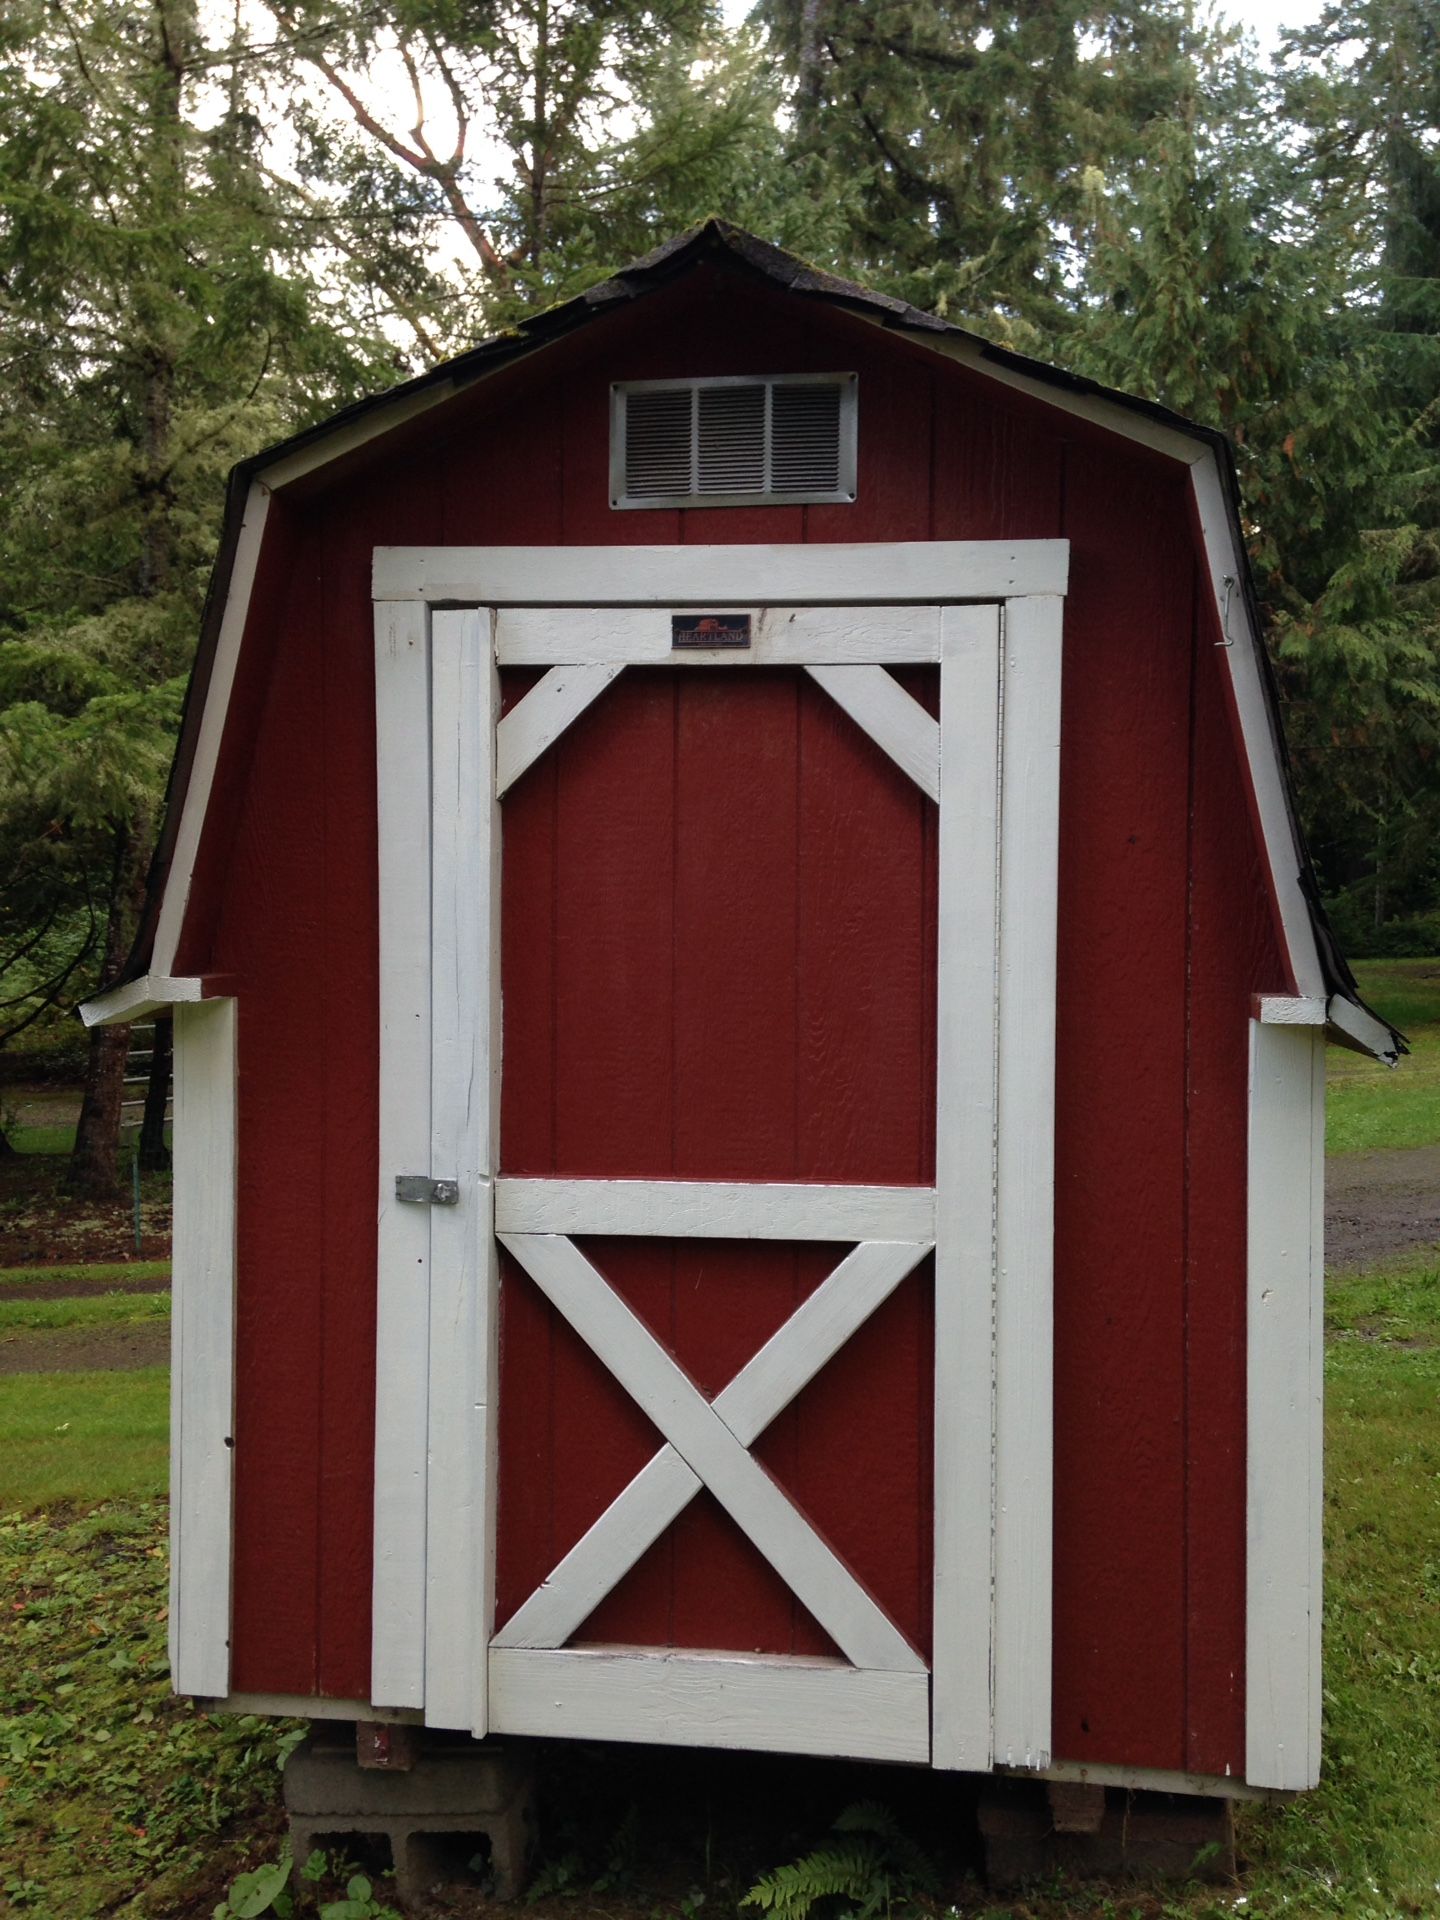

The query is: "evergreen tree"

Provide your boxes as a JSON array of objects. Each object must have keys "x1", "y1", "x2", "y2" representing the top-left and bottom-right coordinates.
[
  {"x1": 0, "y1": 0, "x2": 395, "y2": 1193},
  {"x1": 752, "y1": 0, "x2": 1211, "y2": 346},
  {"x1": 258, "y1": 0, "x2": 837, "y2": 342}
]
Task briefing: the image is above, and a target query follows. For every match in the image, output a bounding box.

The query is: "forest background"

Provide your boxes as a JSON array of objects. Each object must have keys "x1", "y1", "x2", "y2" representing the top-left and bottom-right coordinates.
[{"x1": 1, "y1": 0, "x2": 1437, "y2": 1194}]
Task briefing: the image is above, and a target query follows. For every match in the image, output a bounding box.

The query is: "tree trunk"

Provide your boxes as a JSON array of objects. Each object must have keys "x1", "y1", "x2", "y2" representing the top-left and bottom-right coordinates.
[
  {"x1": 67, "y1": 822, "x2": 150, "y2": 1201},
  {"x1": 138, "y1": 1014, "x2": 172, "y2": 1171}
]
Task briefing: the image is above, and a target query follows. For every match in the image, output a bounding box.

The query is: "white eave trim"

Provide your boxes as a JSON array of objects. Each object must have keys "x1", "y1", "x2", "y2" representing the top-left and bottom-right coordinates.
[
  {"x1": 1327, "y1": 993, "x2": 1402, "y2": 1065},
  {"x1": 80, "y1": 973, "x2": 206, "y2": 1028}
]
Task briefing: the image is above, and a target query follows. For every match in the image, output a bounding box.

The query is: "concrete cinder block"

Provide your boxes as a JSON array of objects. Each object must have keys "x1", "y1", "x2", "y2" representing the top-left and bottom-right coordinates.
[{"x1": 284, "y1": 1732, "x2": 536, "y2": 1905}]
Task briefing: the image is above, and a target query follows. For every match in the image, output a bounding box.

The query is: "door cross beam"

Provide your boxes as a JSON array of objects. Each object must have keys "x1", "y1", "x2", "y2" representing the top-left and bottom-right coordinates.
[{"x1": 495, "y1": 1232, "x2": 931, "y2": 1673}]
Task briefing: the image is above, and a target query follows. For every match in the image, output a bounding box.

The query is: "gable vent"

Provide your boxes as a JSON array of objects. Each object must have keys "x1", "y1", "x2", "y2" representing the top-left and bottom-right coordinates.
[{"x1": 612, "y1": 374, "x2": 857, "y2": 509}]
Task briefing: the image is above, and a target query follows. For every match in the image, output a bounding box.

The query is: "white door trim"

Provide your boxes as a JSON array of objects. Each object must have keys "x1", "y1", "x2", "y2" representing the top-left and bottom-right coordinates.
[{"x1": 372, "y1": 543, "x2": 1066, "y2": 1767}]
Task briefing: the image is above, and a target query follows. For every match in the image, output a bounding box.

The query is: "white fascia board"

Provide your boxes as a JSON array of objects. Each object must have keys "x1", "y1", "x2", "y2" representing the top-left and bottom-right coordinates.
[
  {"x1": 149, "y1": 480, "x2": 271, "y2": 977},
  {"x1": 80, "y1": 973, "x2": 206, "y2": 1028},
  {"x1": 259, "y1": 376, "x2": 460, "y2": 489},
  {"x1": 1188, "y1": 461, "x2": 1326, "y2": 1001},
  {"x1": 139, "y1": 374, "x2": 468, "y2": 982},
  {"x1": 912, "y1": 327, "x2": 1209, "y2": 466},
  {"x1": 1327, "y1": 994, "x2": 1402, "y2": 1065}
]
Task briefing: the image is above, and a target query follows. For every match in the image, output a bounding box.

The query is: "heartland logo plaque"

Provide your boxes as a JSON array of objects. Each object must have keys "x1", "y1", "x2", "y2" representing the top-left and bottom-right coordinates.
[{"x1": 671, "y1": 613, "x2": 752, "y2": 649}]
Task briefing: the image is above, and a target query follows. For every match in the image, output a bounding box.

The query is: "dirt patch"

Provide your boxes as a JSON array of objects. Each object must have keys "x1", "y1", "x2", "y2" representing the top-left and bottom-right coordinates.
[
  {"x1": 4, "y1": 1084, "x2": 82, "y2": 1129},
  {"x1": 0, "y1": 1322, "x2": 170, "y2": 1375},
  {"x1": 0, "y1": 1273, "x2": 171, "y2": 1302},
  {"x1": 1326, "y1": 1145, "x2": 1440, "y2": 1270},
  {"x1": 0, "y1": 1151, "x2": 171, "y2": 1267}
]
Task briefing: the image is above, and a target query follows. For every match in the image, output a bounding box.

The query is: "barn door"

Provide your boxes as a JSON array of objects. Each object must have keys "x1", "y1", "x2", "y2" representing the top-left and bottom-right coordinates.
[{"x1": 374, "y1": 557, "x2": 1062, "y2": 1776}]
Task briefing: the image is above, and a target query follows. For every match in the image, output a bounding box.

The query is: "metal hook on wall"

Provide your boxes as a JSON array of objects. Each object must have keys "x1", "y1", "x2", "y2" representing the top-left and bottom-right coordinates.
[{"x1": 1216, "y1": 575, "x2": 1237, "y2": 647}]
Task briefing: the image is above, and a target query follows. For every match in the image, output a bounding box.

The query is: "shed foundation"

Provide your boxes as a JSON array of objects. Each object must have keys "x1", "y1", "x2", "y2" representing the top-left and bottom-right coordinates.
[
  {"x1": 284, "y1": 1730, "x2": 535, "y2": 1905},
  {"x1": 977, "y1": 1780, "x2": 1236, "y2": 1887}
]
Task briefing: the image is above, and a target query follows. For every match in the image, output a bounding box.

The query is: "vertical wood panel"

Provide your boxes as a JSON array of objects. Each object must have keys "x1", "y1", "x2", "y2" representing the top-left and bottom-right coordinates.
[
  {"x1": 224, "y1": 546, "x2": 328, "y2": 1695},
  {"x1": 316, "y1": 503, "x2": 385, "y2": 1699},
  {"x1": 1183, "y1": 579, "x2": 1281, "y2": 1775},
  {"x1": 1050, "y1": 457, "x2": 1192, "y2": 1770},
  {"x1": 370, "y1": 597, "x2": 432, "y2": 1708}
]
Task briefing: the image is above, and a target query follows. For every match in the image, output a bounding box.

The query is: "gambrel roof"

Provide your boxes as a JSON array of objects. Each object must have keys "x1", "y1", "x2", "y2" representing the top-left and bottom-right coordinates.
[{"x1": 82, "y1": 219, "x2": 1400, "y2": 1060}]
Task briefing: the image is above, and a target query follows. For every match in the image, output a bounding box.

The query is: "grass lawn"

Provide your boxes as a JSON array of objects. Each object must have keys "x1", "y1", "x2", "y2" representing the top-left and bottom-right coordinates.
[
  {"x1": 1328, "y1": 957, "x2": 1440, "y2": 1155},
  {"x1": 0, "y1": 1245, "x2": 1435, "y2": 1920},
  {"x1": 0, "y1": 1261, "x2": 170, "y2": 1290},
  {"x1": 0, "y1": 1369, "x2": 169, "y2": 1509},
  {"x1": 0, "y1": 1291, "x2": 170, "y2": 1337}
]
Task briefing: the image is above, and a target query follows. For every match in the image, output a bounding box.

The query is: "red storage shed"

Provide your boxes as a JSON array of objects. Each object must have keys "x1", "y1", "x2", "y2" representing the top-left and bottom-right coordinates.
[{"x1": 84, "y1": 222, "x2": 1398, "y2": 1804}]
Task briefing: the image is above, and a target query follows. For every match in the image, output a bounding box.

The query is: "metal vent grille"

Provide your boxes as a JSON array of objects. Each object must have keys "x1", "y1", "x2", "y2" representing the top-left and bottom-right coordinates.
[{"x1": 612, "y1": 374, "x2": 857, "y2": 509}]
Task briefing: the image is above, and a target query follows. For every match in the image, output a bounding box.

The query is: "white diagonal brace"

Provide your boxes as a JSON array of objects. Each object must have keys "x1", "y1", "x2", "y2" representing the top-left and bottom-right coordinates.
[
  {"x1": 805, "y1": 664, "x2": 940, "y2": 802},
  {"x1": 495, "y1": 663, "x2": 623, "y2": 796},
  {"x1": 494, "y1": 1240, "x2": 931, "y2": 1652},
  {"x1": 498, "y1": 1233, "x2": 927, "y2": 1674}
]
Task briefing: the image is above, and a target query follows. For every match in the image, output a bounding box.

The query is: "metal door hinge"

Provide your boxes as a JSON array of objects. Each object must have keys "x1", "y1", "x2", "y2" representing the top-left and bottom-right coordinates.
[{"x1": 395, "y1": 1175, "x2": 460, "y2": 1206}]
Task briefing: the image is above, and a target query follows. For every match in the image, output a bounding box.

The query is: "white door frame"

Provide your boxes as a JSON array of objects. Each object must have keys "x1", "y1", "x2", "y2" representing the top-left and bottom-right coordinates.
[{"x1": 370, "y1": 541, "x2": 1067, "y2": 1773}]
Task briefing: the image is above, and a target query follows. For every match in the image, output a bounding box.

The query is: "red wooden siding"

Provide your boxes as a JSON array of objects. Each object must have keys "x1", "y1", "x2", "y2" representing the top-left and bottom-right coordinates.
[
  {"x1": 180, "y1": 272, "x2": 1284, "y2": 1772},
  {"x1": 495, "y1": 668, "x2": 936, "y2": 1657}
]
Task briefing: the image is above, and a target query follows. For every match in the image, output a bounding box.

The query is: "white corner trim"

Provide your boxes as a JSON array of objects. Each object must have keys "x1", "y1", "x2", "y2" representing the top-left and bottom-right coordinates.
[
  {"x1": 1246, "y1": 1021, "x2": 1324, "y2": 1790},
  {"x1": 1327, "y1": 993, "x2": 1402, "y2": 1065},
  {"x1": 1189, "y1": 461, "x2": 1326, "y2": 1002},
  {"x1": 151, "y1": 481, "x2": 271, "y2": 978},
  {"x1": 374, "y1": 540, "x2": 1070, "y2": 604},
  {"x1": 80, "y1": 973, "x2": 206, "y2": 1028},
  {"x1": 371, "y1": 601, "x2": 433, "y2": 1711},
  {"x1": 991, "y1": 593, "x2": 1061, "y2": 1772},
  {"x1": 170, "y1": 997, "x2": 237, "y2": 1700},
  {"x1": 931, "y1": 603, "x2": 1002, "y2": 1772},
  {"x1": 1257, "y1": 995, "x2": 1327, "y2": 1026}
]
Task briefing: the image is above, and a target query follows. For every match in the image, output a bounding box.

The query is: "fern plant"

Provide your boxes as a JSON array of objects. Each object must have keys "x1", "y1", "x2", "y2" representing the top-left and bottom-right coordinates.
[{"x1": 742, "y1": 1802, "x2": 939, "y2": 1920}]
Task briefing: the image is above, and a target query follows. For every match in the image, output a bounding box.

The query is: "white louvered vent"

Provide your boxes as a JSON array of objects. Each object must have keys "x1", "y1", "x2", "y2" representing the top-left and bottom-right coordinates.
[{"x1": 612, "y1": 374, "x2": 857, "y2": 509}]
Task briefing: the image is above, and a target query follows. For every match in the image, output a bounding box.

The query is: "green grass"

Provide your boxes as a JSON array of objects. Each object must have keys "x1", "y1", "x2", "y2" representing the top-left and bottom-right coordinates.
[
  {"x1": 7, "y1": 1122, "x2": 78, "y2": 1154},
  {"x1": 1234, "y1": 1268, "x2": 1440, "y2": 1916},
  {"x1": 1328, "y1": 957, "x2": 1440, "y2": 1155},
  {"x1": 0, "y1": 1504, "x2": 297, "y2": 1918},
  {"x1": 0, "y1": 1290, "x2": 169, "y2": 1336},
  {"x1": 0, "y1": 1369, "x2": 169, "y2": 1509},
  {"x1": 0, "y1": 1260, "x2": 170, "y2": 1289}
]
